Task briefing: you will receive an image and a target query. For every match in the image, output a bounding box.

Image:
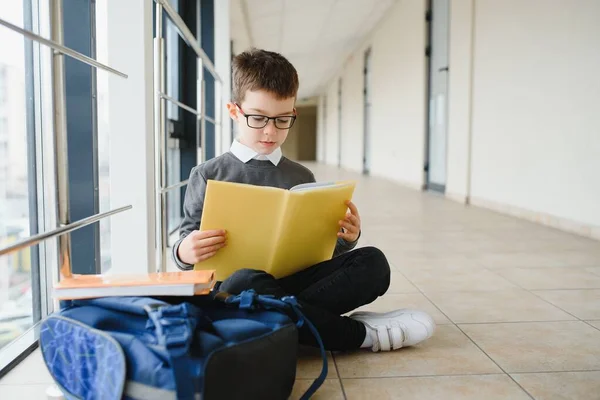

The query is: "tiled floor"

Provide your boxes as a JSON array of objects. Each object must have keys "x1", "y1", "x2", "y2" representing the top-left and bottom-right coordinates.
[{"x1": 2, "y1": 163, "x2": 600, "y2": 399}]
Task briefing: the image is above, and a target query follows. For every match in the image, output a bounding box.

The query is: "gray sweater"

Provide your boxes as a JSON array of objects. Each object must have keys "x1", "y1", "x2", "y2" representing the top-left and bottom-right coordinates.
[{"x1": 173, "y1": 151, "x2": 359, "y2": 270}]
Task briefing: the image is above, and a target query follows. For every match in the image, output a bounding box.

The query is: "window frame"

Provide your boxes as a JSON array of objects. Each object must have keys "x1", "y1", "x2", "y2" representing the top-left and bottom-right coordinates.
[{"x1": 0, "y1": 0, "x2": 51, "y2": 378}]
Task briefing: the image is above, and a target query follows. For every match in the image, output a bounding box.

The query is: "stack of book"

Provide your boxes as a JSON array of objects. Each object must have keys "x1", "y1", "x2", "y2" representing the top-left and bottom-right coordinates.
[{"x1": 53, "y1": 270, "x2": 216, "y2": 300}]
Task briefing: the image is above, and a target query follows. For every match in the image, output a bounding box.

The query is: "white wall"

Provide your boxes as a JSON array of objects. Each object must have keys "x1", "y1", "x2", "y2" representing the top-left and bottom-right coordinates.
[
  {"x1": 324, "y1": 81, "x2": 340, "y2": 165},
  {"x1": 467, "y1": 0, "x2": 600, "y2": 233},
  {"x1": 106, "y1": 0, "x2": 156, "y2": 273},
  {"x1": 339, "y1": 52, "x2": 364, "y2": 172},
  {"x1": 445, "y1": 0, "x2": 474, "y2": 202},
  {"x1": 318, "y1": 0, "x2": 600, "y2": 238},
  {"x1": 316, "y1": 95, "x2": 325, "y2": 162},
  {"x1": 318, "y1": 0, "x2": 428, "y2": 188}
]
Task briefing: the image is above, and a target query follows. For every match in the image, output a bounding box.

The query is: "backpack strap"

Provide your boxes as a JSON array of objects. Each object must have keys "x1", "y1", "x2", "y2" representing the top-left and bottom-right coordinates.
[
  {"x1": 224, "y1": 290, "x2": 328, "y2": 400},
  {"x1": 143, "y1": 301, "x2": 204, "y2": 399}
]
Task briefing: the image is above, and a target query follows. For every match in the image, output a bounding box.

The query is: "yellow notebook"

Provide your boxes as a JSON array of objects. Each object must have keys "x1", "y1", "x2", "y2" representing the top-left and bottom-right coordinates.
[{"x1": 196, "y1": 180, "x2": 357, "y2": 280}]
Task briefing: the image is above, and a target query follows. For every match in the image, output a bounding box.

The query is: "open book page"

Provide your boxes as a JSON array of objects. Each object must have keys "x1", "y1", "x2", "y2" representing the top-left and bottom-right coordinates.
[
  {"x1": 290, "y1": 181, "x2": 339, "y2": 192},
  {"x1": 267, "y1": 181, "x2": 356, "y2": 278},
  {"x1": 196, "y1": 180, "x2": 287, "y2": 280}
]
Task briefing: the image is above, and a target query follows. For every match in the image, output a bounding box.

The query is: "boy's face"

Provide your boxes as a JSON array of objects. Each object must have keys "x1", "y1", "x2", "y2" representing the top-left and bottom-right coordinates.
[{"x1": 227, "y1": 89, "x2": 296, "y2": 155}]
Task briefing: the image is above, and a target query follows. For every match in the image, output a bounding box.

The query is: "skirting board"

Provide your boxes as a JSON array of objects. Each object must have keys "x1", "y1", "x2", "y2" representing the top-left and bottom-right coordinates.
[
  {"x1": 368, "y1": 171, "x2": 425, "y2": 191},
  {"x1": 445, "y1": 192, "x2": 468, "y2": 204},
  {"x1": 470, "y1": 196, "x2": 600, "y2": 241}
]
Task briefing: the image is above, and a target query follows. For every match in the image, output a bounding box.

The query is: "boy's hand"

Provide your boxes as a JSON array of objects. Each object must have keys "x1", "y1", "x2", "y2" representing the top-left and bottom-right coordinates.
[
  {"x1": 177, "y1": 229, "x2": 227, "y2": 265},
  {"x1": 338, "y1": 201, "x2": 361, "y2": 242}
]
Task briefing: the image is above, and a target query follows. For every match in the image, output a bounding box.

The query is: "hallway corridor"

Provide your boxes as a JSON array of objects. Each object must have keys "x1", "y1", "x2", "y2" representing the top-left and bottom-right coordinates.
[
  {"x1": 292, "y1": 164, "x2": 600, "y2": 399},
  {"x1": 1, "y1": 165, "x2": 600, "y2": 399}
]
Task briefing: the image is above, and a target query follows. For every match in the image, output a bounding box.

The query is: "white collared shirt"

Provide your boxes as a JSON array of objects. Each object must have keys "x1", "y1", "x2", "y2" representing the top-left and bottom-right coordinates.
[{"x1": 230, "y1": 140, "x2": 282, "y2": 166}]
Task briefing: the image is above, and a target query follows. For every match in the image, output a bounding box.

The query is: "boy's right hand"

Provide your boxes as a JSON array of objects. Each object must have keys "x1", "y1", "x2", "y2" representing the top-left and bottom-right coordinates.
[{"x1": 177, "y1": 229, "x2": 227, "y2": 265}]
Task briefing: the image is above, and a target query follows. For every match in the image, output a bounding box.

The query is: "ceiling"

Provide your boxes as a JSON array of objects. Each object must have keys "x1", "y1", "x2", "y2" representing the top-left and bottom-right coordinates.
[{"x1": 229, "y1": 0, "x2": 397, "y2": 100}]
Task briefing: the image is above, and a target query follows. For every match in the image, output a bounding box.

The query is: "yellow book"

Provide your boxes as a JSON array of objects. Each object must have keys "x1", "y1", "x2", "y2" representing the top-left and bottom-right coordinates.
[{"x1": 196, "y1": 180, "x2": 357, "y2": 280}]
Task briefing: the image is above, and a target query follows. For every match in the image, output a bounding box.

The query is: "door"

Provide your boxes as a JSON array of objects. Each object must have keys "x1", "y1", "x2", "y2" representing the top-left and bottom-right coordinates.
[
  {"x1": 363, "y1": 48, "x2": 372, "y2": 174},
  {"x1": 426, "y1": 0, "x2": 449, "y2": 192},
  {"x1": 337, "y1": 78, "x2": 342, "y2": 167}
]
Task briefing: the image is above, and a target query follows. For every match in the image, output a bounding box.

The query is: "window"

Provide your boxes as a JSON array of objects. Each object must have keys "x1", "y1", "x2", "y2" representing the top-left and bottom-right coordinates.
[
  {"x1": 165, "y1": 0, "x2": 182, "y2": 237},
  {"x1": 0, "y1": 0, "x2": 43, "y2": 368},
  {"x1": 62, "y1": 0, "x2": 100, "y2": 275}
]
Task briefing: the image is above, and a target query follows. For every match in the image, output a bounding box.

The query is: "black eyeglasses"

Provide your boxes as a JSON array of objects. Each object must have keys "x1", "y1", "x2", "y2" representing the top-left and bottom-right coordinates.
[{"x1": 235, "y1": 103, "x2": 297, "y2": 130}]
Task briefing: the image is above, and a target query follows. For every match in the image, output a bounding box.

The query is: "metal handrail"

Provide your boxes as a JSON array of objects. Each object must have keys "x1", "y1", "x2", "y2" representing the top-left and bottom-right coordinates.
[
  {"x1": 161, "y1": 179, "x2": 189, "y2": 194},
  {"x1": 50, "y1": 0, "x2": 71, "y2": 279},
  {"x1": 0, "y1": 17, "x2": 128, "y2": 78},
  {"x1": 155, "y1": 0, "x2": 222, "y2": 83},
  {"x1": 160, "y1": 92, "x2": 200, "y2": 116},
  {"x1": 154, "y1": 3, "x2": 168, "y2": 271},
  {"x1": 0, "y1": 206, "x2": 132, "y2": 257}
]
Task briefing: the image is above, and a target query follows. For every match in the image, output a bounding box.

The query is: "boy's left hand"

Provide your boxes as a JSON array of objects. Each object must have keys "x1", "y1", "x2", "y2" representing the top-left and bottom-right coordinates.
[{"x1": 338, "y1": 201, "x2": 361, "y2": 242}]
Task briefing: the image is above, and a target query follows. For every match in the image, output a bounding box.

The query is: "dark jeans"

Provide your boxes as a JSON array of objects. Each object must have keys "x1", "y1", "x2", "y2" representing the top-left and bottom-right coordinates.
[{"x1": 219, "y1": 246, "x2": 391, "y2": 351}]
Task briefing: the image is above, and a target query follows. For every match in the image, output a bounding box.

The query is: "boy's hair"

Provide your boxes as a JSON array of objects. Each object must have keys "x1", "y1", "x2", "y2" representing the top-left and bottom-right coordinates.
[{"x1": 232, "y1": 48, "x2": 299, "y2": 104}]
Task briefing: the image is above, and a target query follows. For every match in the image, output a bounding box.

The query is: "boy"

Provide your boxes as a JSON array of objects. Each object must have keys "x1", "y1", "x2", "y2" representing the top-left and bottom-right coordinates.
[{"x1": 173, "y1": 48, "x2": 435, "y2": 352}]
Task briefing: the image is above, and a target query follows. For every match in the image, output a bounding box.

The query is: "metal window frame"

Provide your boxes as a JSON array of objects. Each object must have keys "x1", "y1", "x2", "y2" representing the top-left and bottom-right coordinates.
[
  {"x1": 24, "y1": 0, "x2": 43, "y2": 328},
  {"x1": 0, "y1": 0, "x2": 43, "y2": 380},
  {"x1": 0, "y1": 0, "x2": 129, "y2": 376},
  {"x1": 153, "y1": 0, "x2": 223, "y2": 272}
]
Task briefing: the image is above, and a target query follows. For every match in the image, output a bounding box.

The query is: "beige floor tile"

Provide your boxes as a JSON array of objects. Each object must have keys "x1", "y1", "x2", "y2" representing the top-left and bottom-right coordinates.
[
  {"x1": 427, "y1": 290, "x2": 576, "y2": 323},
  {"x1": 386, "y1": 271, "x2": 419, "y2": 293},
  {"x1": 0, "y1": 384, "x2": 51, "y2": 398},
  {"x1": 334, "y1": 325, "x2": 500, "y2": 378},
  {"x1": 512, "y1": 371, "x2": 600, "y2": 400},
  {"x1": 557, "y1": 250, "x2": 600, "y2": 267},
  {"x1": 473, "y1": 251, "x2": 568, "y2": 269},
  {"x1": 402, "y1": 267, "x2": 518, "y2": 292},
  {"x1": 0, "y1": 349, "x2": 53, "y2": 385},
  {"x1": 290, "y1": 379, "x2": 344, "y2": 400},
  {"x1": 474, "y1": 240, "x2": 551, "y2": 253},
  {"x1": 296, "y1": 347, "x2": 337, "y2": 379},
  {"x1": 390, "y1": 253, "x2": 475, "y2": 271},
  {"x1": 533, "y1": 289, "x2": 600, "y2": 320},
  {"x1": 343, "y1": 375, "x2": 531, "y2": 400},
  {"x1": 587, "y1": 320, "x2": 600, "y2": 330},
  {"x1": 351, "y1": 293, "x2": 451, "y2": 325},
  {"x1": 494, "y1": 267, "x2": 600, "y2": 290},
  {"x1": 378, "y1": 240, "x2": 454, "y2": 254},
  {"x1": 461, "y1": 321, "x2": 600, "y2": 372},
  {"x1": 586, "y1": 267, "x2": 600, "y2": 276}
]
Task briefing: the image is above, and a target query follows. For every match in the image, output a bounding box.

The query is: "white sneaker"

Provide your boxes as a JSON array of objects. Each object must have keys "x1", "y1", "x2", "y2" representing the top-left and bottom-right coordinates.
[{"x1": 349, "y1": 309, "x2": 436, "y2": 352}]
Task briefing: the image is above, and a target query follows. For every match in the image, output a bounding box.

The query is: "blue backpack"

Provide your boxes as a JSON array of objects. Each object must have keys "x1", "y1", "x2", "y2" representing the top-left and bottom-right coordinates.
[{"x1": 39, "y1": 290, "x2": 327, "y2": 400}]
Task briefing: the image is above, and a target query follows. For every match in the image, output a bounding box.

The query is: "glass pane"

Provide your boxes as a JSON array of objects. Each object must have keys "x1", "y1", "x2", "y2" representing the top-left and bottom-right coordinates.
[
  {"x1": 165, "y1": 0, "x2": 180, "y2": 122},
  {"x1": 0, "y1": 0, "x2": 37, "y2": 351},
  {"x1": 165, "y1": 6, "x2": 184, "y2": 238}
]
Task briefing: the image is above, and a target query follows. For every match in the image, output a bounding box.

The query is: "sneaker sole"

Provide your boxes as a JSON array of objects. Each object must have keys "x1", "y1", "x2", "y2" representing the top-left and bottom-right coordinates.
[
  {"x1": 40, "y1": 315, "x2": 126, "y2": 400},
  {"x1": 349, "y1": 308, "x2": 426, "y2": 320}
]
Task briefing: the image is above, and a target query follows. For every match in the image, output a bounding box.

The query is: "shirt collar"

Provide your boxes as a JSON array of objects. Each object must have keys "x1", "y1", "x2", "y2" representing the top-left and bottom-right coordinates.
[{"x1": 230, "y1": 140, "x2": 282, "y2": 166}]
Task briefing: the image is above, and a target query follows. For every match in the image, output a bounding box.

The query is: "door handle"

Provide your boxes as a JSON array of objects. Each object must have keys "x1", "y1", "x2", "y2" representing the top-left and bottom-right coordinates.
[{"x1": 438, "y1": 66, "x2": 449, "y2": 72}]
